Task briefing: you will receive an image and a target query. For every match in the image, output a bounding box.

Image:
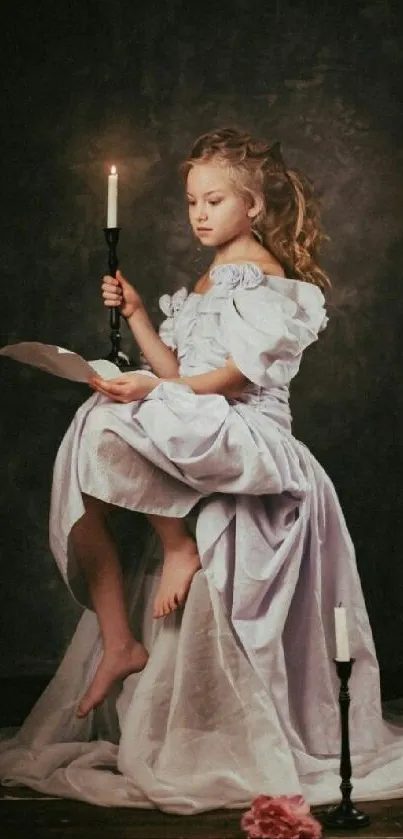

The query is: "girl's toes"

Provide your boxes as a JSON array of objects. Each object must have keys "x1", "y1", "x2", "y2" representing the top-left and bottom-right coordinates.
[
  {"x1": 153, "y1": 599, "x2": 162, "y2": 619},
  {"x1": 167, "y1": 594, "x2": 177, "y2": 612}
]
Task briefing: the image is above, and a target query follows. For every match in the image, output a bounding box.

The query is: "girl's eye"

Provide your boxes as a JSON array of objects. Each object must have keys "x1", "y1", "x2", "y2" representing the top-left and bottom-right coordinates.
[{"x1": 208, "y1": 199, "x2": 222, "y2": 206}]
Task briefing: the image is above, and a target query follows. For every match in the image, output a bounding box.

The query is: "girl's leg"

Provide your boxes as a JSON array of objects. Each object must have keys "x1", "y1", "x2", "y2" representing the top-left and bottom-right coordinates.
[
  {"x1": 71, "y1": 494, "x2": 148, "y2": 718},
  {"x1": 147, "y1": 514, "x2": 201, "y2": 619}
]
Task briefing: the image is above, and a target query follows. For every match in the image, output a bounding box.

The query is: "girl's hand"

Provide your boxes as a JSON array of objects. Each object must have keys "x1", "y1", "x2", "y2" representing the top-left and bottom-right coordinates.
[
  {"x1": 101, "y1": 270, "x2": 144, "y2": 319},
  {"x1": 90, "y1": 372, "x2": 157, "y2": 402}
]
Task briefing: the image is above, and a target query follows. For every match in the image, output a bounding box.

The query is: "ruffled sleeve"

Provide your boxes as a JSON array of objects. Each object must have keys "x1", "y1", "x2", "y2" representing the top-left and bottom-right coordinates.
[
  {"x1": 221, "y1": 275, "x2": 328, "y2": 389},
  {"x1": 158, "y1": 286, "x2": 188, "y2": 351}
]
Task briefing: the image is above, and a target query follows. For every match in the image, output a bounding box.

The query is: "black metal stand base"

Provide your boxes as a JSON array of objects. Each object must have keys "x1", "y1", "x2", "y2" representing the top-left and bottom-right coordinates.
[
  {"x1": 325, "y1": 800, "x2": 370, "y2": 829},
  {"x1": 103, "y1": 227, "x2": 133, "y2": 371},
  {"x1": 324, "y1": 659, "x2": 371, "y2": 830}
]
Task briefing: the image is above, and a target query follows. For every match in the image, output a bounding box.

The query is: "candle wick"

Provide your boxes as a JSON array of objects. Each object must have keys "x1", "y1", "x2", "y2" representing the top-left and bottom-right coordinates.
[{"x1": 338, "y1": 601, "x2": 342, "y2": 607}]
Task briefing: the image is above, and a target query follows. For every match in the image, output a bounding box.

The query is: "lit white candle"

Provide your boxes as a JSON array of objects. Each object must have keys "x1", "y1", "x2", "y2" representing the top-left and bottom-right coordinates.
[
  {"x1": 107, "y1": 165, "x2": 118, "y2": 228},
  {"x1": 334, "y1": 606, "x2": 350, "y2": 661}
]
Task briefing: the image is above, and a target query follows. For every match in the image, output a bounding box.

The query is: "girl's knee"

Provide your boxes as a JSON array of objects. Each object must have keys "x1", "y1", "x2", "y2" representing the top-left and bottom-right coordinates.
[
  {"x1": 83, "y1": 404, "x2": 113, "y2": 437},
  {"x1": 82, "y1": 493, "x2": 112, "y2": 516}
]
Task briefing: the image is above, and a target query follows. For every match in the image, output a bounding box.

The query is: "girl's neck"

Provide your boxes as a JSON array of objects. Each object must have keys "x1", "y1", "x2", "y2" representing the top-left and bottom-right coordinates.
[{"x1": 212, "y1": 232, "x2": 264, "y2": 267}]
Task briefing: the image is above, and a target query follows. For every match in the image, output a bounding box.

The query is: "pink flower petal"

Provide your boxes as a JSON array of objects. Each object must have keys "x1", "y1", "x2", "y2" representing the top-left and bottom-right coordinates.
[
  {"x1": 241, "y1": 795, "x2": 321, "y2": 839},
  {"x1": 286, "y1": 795, "x2": 310, "y2": 817}
]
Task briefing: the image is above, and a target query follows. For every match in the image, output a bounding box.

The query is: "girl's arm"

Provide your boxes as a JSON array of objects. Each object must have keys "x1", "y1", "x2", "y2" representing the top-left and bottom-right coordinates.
[
  {"x1": 127, "y1": 307, "x2": 179, "y2": 378},
  {"x1": 90, "y1": 358, "x2": 248, "y2": 402},
  {"x1": 162, "y1": 357, "x2": 248, "y2": 398}
]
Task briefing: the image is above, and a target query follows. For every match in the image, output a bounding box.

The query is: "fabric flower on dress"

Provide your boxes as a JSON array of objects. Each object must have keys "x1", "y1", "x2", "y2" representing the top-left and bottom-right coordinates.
[
  {"x1": 241, "y1": 794, "x2": 322, "y2": 839},
  {"x1": 159, "y1": 286, "x2": 188, "y2": 318},
  {"x1": 158, "y1": 287, "x2": 188, "y2": 351},
  {"x1": 210, "y1": 263, "x2": 264, "y2": 290}
]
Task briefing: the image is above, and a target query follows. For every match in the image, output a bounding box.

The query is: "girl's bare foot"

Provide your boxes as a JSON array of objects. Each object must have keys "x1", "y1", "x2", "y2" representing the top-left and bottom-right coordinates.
[
  {"x1": 76, "y1": 640, "x2": 149, "y2": 718},
  {"x1": 153, "y1": 537, "x2": 201, "y2": 619}
]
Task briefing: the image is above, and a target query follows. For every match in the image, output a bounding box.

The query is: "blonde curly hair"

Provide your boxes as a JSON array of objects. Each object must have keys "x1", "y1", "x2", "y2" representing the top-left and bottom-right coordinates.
[{"x1": 182, "y1": 127, "x2": 330, "y2": 289}]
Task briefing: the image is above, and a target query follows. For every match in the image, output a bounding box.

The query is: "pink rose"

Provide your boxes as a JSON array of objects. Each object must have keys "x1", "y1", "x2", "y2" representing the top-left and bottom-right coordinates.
[{"x1": 241, "y1": 794, "x2": 322, "y2": 839}]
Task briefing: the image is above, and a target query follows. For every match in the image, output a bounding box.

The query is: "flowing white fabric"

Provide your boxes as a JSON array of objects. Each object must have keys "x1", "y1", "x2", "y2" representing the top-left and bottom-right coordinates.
[{"x1": 1, "y1": 263, "x2": 403, "y2": 812}]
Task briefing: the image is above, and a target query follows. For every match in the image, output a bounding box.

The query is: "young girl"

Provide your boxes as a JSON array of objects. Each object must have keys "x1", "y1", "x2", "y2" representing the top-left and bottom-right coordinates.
[
  {"x1": 52, "y1": 124, "x2": 332, "y2": 715},
  {"x1": 51, "y1": 127, "x2": 331, "y2": 718},
  {"x1": 3, "y1": 127, "x2": 403, "y2": 811}
]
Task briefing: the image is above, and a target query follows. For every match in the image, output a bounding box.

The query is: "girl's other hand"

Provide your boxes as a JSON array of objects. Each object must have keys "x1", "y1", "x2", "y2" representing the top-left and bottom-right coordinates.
[
  {"x1": 101, "y1": 269, "x2": 144, "y2": 319},
  {"x1": 89, "y1": 372, "x2": 157, "y2": 402}
]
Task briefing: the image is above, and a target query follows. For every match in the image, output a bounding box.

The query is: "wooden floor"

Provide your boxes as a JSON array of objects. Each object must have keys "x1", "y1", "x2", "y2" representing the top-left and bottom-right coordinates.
[
  {"x1": 1, "y1": 791, "x2": 402, "y2": 839},
  {"x1": 1, "y1": 677, "x2": 402, "y2": 839}
]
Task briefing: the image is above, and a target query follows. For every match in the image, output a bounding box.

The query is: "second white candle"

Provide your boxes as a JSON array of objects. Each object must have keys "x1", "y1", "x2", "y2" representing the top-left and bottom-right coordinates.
[{"x1": 334, "y1": 606, "x2": 350, "y2": 661}]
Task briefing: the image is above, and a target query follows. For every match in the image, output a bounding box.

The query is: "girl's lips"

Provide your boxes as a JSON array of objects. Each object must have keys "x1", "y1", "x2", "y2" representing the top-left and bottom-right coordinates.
[{"x1": 197, "y1": 228, "x2": 212, "y2": 232}]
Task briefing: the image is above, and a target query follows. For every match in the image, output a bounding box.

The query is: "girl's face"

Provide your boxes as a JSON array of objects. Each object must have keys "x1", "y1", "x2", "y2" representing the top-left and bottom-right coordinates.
[{"x1": 186, "y1": 161, "x2": 257, "y2": 248}]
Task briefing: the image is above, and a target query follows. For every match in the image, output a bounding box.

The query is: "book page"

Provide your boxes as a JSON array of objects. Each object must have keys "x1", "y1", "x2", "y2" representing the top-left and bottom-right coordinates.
[{"x1": 0, "y1": 342, "x2": 121, "y2": 383}]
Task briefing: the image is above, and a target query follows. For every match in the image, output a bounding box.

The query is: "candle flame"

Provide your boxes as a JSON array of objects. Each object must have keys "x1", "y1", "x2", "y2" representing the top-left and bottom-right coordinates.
[{"x1": 110, "y1": 165, "x2": 117, "y2": 175}]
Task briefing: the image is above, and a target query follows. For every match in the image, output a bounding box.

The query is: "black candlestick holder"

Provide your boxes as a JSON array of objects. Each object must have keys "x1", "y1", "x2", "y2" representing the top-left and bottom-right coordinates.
[
  {"x1": 103, "y1": 227, "x2": 132, "y2": 370},
  {"x1": 324, "y1": 659, "x2": 371, "y2": 830}
]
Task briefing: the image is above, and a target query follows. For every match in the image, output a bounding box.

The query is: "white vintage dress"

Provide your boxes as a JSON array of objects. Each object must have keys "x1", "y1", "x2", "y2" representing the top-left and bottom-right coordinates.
[{"x1": 1, "y1": 262, "x2": 403, "y2": 811}]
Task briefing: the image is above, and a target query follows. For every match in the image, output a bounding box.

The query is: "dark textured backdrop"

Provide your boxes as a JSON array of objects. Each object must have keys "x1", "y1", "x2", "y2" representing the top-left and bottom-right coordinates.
[{"x1": 1, "y1": 0, "x2": 402, "y2": 693}]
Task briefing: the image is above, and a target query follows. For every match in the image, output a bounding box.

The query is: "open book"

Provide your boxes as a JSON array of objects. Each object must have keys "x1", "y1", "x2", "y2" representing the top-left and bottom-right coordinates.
[{"x1": 0, "y1": 342, "x2": 122, "y2": 383}]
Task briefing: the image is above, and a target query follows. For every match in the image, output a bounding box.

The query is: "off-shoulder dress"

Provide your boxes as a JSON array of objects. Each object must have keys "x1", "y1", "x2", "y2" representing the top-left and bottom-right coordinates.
[{"x1": 50, "y1": 262, "x2": 328, "y2": 601}]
